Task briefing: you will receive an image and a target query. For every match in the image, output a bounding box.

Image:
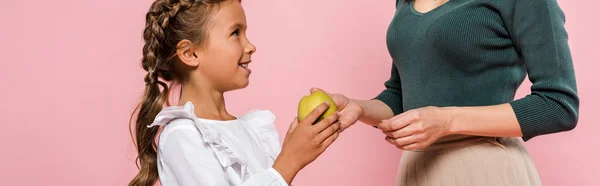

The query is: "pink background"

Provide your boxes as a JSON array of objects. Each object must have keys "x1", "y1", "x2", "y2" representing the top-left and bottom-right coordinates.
[{"x1": 0, "y1": 0, "x2": 598, "y2": 185}]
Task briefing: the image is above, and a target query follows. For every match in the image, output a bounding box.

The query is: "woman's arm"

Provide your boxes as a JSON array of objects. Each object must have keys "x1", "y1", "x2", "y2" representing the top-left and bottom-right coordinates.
[
  {"x1": 378, "y1": 104, "x2": 523, "y2": 150},
  {"x1": 319, "y1": 62, "x2": 402, "y2": 129},
  {"x1": 498, "y1": 0, "x2": 579, "y2": 140},
  {"x1": 354, "y1": 99, "x2": 394, "y2": 126},
  {"x1": 446, "y1": 104, "x2": 522, "y2": 137}
]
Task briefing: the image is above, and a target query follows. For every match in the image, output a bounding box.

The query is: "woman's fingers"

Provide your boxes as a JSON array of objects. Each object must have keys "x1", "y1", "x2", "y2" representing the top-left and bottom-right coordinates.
[
  {"x1": 385, "y1": 134, "x2": 423, "y2": 149},
  {"x1": 383, "y1": 123, "x2": 423, "y2": 139},
  {"x1": 379, "y1": 112, "x2": 420, "y2": 132}
]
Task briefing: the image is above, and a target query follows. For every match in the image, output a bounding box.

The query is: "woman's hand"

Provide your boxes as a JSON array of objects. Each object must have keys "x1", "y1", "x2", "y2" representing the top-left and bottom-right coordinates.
[
  {"x1": 310, "y1": 88, "x2": 363, "y2": 131},
  {"x1": 378, "y1": 106, "x2": 452, "y2": 151},
  {"x1": 273, "y1": 102, "x2": 341, "y2": 185}
]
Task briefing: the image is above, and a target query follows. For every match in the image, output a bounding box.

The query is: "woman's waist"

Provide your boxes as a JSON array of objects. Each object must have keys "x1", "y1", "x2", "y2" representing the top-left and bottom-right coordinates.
[{"x1": 410, "y1": 135, "x2": 503, "y2": 152}]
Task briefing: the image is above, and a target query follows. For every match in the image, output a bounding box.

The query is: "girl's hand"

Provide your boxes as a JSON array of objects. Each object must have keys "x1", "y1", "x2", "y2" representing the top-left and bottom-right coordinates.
[
  {"x1": 273, "y1": 102, "x2": 341, "y2": 184},
  {"x1": 378, "y1": 106, "x2": 452, "y2": 151}
]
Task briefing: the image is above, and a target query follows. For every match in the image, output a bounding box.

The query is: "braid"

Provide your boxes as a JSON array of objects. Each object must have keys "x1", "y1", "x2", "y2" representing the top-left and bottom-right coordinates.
[{"x1": 142, "y1": 0, "x2": 195, "y2": 80}]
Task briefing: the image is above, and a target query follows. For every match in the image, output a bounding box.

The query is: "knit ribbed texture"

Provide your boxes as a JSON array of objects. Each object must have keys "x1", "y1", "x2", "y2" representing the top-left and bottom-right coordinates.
[{"x1": 374, "y1": 0, "x2": 578, "y2": 141}]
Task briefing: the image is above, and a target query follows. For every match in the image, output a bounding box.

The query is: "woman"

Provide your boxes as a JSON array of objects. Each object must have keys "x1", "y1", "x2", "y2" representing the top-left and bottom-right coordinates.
[{"x1": 317, "y1": 0, "x2": 578, "y2": 185}]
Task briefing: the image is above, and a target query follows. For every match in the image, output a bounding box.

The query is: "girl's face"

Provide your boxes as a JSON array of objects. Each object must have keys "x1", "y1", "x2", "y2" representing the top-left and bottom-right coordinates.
[{"x1": 192, "y1": 0, "x2": 256, "y2": 92}]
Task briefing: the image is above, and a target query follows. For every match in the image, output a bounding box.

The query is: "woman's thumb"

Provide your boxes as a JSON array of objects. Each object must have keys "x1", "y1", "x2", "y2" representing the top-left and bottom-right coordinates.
[{"x1": 310, "y1": 87, "x2": 324, "y2": 94}]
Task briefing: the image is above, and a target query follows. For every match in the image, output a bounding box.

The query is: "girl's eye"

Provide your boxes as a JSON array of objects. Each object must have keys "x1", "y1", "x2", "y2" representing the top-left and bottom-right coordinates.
[{"x1": 232, "y1": 29, "x2": 240, "y2": 36}]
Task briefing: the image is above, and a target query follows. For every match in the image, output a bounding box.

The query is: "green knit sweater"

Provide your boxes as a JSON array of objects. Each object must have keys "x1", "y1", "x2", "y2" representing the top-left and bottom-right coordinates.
[{"x1": 374, "y1": 0, "x2": 579, "y2": 140}]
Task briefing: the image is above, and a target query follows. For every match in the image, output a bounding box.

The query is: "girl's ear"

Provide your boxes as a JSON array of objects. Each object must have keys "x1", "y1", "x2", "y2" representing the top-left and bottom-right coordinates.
[{"x1": 176, "y1": 39, "x2": 201, "y2": 67}]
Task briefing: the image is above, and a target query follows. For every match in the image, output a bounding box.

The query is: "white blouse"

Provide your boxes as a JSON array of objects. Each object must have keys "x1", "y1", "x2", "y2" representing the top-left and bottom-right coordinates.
[{"x1": 148, "y1": 102, "x2": 288, "y2": 186}]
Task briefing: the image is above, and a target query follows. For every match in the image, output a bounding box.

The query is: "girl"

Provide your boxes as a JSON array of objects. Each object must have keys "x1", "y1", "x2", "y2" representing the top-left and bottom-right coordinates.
[{"x1": 128, "y1": 0, "x2": 341, "y2": 185}]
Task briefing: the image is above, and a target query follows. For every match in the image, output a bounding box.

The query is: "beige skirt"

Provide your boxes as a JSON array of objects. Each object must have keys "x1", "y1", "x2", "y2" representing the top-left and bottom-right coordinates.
[{"x1": 397, "y1": 135, "x2": 542, "y2": 186}]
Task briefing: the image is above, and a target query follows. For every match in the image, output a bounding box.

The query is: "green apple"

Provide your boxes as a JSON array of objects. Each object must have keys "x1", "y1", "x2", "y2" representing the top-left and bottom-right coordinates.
[{"x1": 297, "y1": 91, "x2": 337, "y2": 124}]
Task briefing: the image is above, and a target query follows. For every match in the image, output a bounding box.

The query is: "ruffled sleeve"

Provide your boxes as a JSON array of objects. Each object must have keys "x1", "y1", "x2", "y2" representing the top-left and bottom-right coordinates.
[
  {"x1": 238, "y1": 110, "x2": 282, "y2": 161},
  {"x1": 149, "y1": 102, "x2": 250, "y2": 181}
]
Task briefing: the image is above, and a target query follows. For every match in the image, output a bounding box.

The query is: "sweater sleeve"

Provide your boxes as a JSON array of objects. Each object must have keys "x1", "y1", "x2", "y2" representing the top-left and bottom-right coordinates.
[
  {"x1": 374, "y1": 62, "x2": 404, "y2": 115},
  {"x1": 499, "y1": 0, "x2": 579, "y2": 140}
]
